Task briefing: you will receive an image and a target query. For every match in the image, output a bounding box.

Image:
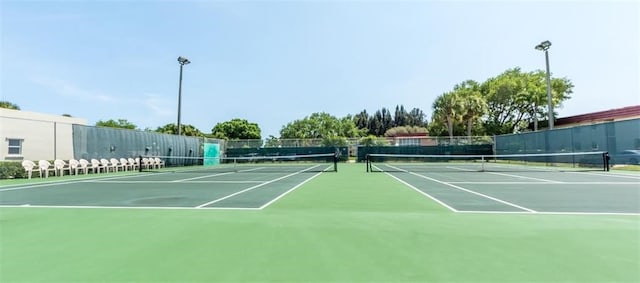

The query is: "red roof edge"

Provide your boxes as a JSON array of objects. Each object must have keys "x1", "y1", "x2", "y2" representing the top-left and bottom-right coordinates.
[{"x1": 556, "y1": 105, "x2": 640, "y2": 125}]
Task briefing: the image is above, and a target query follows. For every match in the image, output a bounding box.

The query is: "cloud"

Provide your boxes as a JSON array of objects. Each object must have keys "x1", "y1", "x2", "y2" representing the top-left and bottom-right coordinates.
[
  {"x1": 29, "y1": 76, "x2": 116, "y2": 103},
  {"x1": 142, "y1": 93, "x2": 174, "y2": 117}
]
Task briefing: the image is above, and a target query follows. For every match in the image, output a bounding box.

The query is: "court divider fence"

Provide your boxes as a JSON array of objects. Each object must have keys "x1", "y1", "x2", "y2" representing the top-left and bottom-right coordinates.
[
  {"x1": 495, "y1": 118, "x2": 639, "y2": 155},
  {"x1": 72, "y1": 125, "x2": 219, "y2": 166}
]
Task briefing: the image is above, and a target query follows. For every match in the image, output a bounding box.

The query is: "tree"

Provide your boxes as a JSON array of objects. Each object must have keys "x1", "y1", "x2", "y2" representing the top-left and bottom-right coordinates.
[
  {"x1": 407, "y1": 108, "x2": 428, "y2": 127},
  {"x1": 353, "y1": 110, "x2": 370, "y2": 132},
  {"x1": 425, "y1": 67, "x2": 573, "y2": 137},
  {"x1": 368, "y1": 108, "x2": 394, "y2": 136},
  {"x1": 321, "y1": 136, "x2": 348, "y2": 147},
  {"x1": 339, "y1": 115, "x2": 366, "y2": 138},
  {"x1": 0, "y1": 101, "x2": 20, "y2": 110},
  {"x1": 393, "y1": 105, "x2": 408, "y2": 127},
  {"x1": 480, "y1": 68, "x2": 573, "y2": 135},
  {"x1": 96, "y1": 119, "x2": 137, "y2": 130},
  {"x1": 381, "y1": 108, "x2": 393, "y2": 134},
  {"x1": 369, "y1": 110, "x2": 383, "y2": 136},
  {"x1": 453, "y1": 80, "x2": 487, "y2": 137},
  {"x1": 280, "y1": 112, "x2": 363, "y2": 139},
  {"x1": 211, "y1": 119, "x2": 261, "y2": 140},
  {"x1": 353, "y1": 106, "x2": 429, "y2": 137},
  {"x1": 430, "y1": 91, "x2": 461, "y2": 141},
  {"x1": 155, "y1": 123, "x2": 204, "y2": 136}
]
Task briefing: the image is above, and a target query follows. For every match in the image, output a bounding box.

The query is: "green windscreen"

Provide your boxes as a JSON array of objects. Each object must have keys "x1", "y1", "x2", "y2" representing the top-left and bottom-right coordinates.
[
  {"x1": 203, "y1": 143, "x2": 220, "y2": 165},
  {"x1": 495, "y1": 118, "x2": 640, "y2": 154}
]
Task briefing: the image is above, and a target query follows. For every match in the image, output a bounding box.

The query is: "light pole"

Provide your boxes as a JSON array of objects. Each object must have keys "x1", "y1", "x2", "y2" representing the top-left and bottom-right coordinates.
[
  {"x1": 535, "y1": 40, "x2": 553, "y2": 130},
  {"x1": 176, "y1": 56, "x2": 191, "y2": 136}
]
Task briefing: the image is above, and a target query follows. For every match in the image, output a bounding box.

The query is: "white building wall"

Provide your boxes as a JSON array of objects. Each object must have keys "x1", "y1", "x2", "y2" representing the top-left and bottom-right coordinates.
[{"x1": 0, "y1": 108, "x2": 87, "y2": 161}]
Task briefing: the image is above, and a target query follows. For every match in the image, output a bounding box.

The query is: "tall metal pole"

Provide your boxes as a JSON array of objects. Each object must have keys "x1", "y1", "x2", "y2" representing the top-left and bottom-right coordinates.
[
  {"x1": 535, "y1": 40, "x2": 553, "y2": 130},
  {"x1": 544, "y1": 50, "x2": 554, "y2": 130},
  {"x1": 176, "y1": 56, "x2": 190, "y2": 136},
  {"x1": 177, "y1": 63, "x2": 184, "y2": 136}
]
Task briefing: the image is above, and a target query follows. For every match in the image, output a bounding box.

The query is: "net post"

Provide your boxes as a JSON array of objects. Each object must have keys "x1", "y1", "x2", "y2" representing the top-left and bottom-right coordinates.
[
  {"x1": 333, "y1": 152, "x2": 338, "y2": 172},
  {"x1": 366, "y1": 154, "x2": 370, "y2": 172},
  {"x1": 138, "y1": 155, "x2": 143, "y2": 172},
  {"x1": 480, "y1": 155, "x2": 485, "y2": 172},
  {"x1": 604, "y1": 152, "x2": 610, "y2": 172}
]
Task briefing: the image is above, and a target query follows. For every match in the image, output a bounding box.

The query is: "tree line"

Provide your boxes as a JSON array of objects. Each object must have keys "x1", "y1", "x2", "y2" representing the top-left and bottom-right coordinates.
[
  {"x1": 1, "y1": 66, "x2": 573, "y2": 140},
  {"x1": 428, "y1": 67, "x2": 572, "y2": 140}
]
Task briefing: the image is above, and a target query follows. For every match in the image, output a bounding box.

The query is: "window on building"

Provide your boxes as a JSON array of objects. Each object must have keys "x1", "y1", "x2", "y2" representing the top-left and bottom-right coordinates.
[
  {"x1": 7, "y1": 139, "x2": 23, "y2": 155},
  {"x1": 397, "y1": 138, "x2": 420, "y2": 146}
]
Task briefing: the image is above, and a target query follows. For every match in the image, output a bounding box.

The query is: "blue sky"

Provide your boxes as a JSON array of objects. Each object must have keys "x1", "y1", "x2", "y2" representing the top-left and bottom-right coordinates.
[{"x1": 1, "y1": 0, "x2": 638, "y2": 138}]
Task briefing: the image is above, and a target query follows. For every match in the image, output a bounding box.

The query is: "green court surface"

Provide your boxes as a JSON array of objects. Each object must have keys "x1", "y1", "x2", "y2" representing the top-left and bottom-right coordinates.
[{"x1": 0, "y1": 163, "x2": 639, "y2": 282}]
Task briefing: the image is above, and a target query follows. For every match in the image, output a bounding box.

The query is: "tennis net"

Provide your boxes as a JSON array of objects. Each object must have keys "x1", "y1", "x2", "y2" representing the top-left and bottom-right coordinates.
[
  {"x1": 140, "y1": 153, "x2": 338, "y2": 173},
  {"x1": 366, "y1": 151, "x2": 610, "y2": 173}
]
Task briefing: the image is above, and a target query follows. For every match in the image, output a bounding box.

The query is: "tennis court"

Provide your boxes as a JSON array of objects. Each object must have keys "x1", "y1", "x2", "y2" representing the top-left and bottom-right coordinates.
[
  {"x1": 379, "y1": 167, "x2": 639, "y2": 214},
  {"x1": 1, "y1": 160, "x2": 638, "y2": 282},
  {"x1": 0, "y1": 155, "x2": 638, "y2": 214},
  {"x1": 0, "y1": 162, "x2": 334, "y2": 210}
]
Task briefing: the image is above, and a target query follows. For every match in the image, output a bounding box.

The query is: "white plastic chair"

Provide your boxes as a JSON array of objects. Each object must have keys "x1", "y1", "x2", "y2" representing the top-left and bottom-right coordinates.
[
  {"x1": 22, "y1": 160, "x2": 36, "y2": 179},
  {"x1": 79, "y1": 159, "x2": 91, "y2": 174},
  {"x1": 91, "y1": 159, "x2": 103, "y2": 173},
  {"x1": 100, "y1": 159, "x2": 113, "y2": 173},
  {"x1": 38, "y1": 160, "x2": 54, "y2": 178},
  {"x1": 128, "y1": 158, "x2": 139, "y2": 171},
  {"x1": 68, "y1": 159, "x2": 81, "y2": 175},
  {"x1": 148, "y1": 158, "x2": 158, "y2": 169},
  {"x1": 53, "y1": 160, "x2": 70, "y2": 176},
  {"x1": 110, "y1": 158, "x2": 123, "y2": 172},
  {"x1": 141, "y1": 158, "x2": 151, "y2": 170},
  {"x1": 154, "y1": 157, "x2": 165, "y2": 168},
  {"x1": 120, "y1": 158, "x2": 131, "y2": 171}
]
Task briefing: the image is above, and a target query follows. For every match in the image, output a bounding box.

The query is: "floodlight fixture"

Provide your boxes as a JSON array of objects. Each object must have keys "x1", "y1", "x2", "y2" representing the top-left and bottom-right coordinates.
[
  {"x1": 535, "y1": 40, "x2": 552, "y2": 51},
  {"x1": 178, "y1": 56, "x2": 191, "y2": 65}
]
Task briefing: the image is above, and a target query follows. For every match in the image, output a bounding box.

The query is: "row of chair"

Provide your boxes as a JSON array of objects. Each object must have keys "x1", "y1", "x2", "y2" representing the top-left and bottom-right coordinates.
[{"x1": 21, "y1": 157, "x2": 165, "y2": 179}]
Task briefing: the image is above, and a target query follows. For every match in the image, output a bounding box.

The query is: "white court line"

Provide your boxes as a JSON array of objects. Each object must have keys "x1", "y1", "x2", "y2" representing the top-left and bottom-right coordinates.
[
  {"x1": 384, "y1": 171, "x2": 458, "y2": 212},
  {"x1": 0, "y1": 173, "x2": 165, "y2": 192},
  {"x1": 236, "y1": 168, "x2": 267, "y2": 173},
  {"x1": 443, "y1": 165, "x2": 564, "y2": 183},
  {"x1": 90, "y1": 180, "x2": 264, "y2": 184},
  {"x1": 0, "y1": 173, "x2": 143, "y2": 189},
  {"x1": 259, "y1": 171, "x2": 325, "y2": 210},
  {"x1": 449, "y1": 181, "x2": 640, "y2": 185},
  {"x1": 457, "y1": 210, "x2": 640, "y2": 216},
  {"x1": 568, "y1": 171, "x2": 640, "y2": 180},
  {"x1": 385, "y1": 164, "x2": 537, "y2": 213},
  {"x1": 171, "y1": 172, "x2": 235, "y2": 182},
  {"x1": 486, "y1": 172, "x2": 562, "y2": 183},
  {"x1": 0, "y1": 204, "x2": 260, "y2": 210},
  {"x1": 0, "y1": 181, "x2": 89, "y2": 192},
  {"x1": 194, "y1": 165, "x2": 323, "y2": 208},
  {"x1": 445, "y1": 166, "x2": 476, "y2": 172}
]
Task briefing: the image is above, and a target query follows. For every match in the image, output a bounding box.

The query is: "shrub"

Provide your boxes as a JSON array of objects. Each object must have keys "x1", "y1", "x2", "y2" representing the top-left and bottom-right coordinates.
[
  {"x1": 0, "y1": 161, "x2": 27, "y2": 179},
  {"x1": 321, "y1": 136, "x2": 348, "y2": 147},
  {"x1": 359, "y1": 135, "x2": 390, "y2": 146}
]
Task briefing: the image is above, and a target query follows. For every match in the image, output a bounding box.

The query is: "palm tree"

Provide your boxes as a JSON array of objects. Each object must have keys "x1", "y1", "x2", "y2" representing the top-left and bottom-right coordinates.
[
  {"x1": 454, "y1": 80, "x2": 488, "y2": 137},
  {"x1": 432, "y1": 91, "x2": 461, "y2": 142}
]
